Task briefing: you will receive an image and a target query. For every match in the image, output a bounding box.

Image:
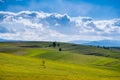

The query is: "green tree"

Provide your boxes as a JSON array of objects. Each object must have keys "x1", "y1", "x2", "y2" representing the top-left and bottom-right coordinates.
[
  {"x1": 41, "y1": 60, "x2": 46, "y2": 68},
  {"x1": 52, "y1": 42, "x2": 56, "y2": 47},
  {"x1": 59, "y1": 48, "x2": 62, "y2": 51}
]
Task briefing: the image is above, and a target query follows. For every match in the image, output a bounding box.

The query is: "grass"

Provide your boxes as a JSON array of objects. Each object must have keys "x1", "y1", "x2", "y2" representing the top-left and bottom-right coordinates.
[{"x1": 0, "y1": 42, "x2": 120, "y2": 80}]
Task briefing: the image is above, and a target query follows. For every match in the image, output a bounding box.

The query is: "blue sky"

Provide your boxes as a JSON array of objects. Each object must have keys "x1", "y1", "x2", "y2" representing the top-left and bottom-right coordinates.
[{"x1": 0, "y1": 0, "x2": 120, "y2": 20}]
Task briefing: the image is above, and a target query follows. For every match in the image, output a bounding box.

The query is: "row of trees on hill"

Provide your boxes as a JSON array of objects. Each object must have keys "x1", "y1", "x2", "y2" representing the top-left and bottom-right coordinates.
[{"x1": 49, "y1": 42, "x2": 62, "y2": 51}]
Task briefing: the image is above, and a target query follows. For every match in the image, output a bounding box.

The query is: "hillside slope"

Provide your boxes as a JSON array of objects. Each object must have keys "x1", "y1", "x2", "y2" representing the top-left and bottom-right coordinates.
[
  {"x1": 0, "y1": 53, "x2": 120, "y2": 80},
  {"x1": 0, "y1": 42, "x2": 120, "y2": 59},
  {"x1": 0, "y1": 42, "x2": 120, "y2": 80}
]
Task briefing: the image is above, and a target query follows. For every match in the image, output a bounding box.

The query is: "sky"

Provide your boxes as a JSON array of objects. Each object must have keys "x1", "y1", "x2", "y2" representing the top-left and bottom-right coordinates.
[
  {"x1": 0, "y1": 0, "x2": 120, "y2": 41},
  {"x1": 0, "y1": 0, "x2": 120, "y2": 19}
]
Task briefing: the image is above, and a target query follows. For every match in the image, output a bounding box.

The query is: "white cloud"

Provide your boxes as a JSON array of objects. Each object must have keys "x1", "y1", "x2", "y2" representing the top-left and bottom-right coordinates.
[{"x1": 0, "y1": 11, "x2": 120, "y2": 41}]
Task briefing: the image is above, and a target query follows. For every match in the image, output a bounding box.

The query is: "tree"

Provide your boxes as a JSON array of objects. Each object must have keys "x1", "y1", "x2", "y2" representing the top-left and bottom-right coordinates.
[
  {"x1": 52, "y1": 42, "x2": 56, "y2": 47},
  {"x1": 49, "y1": 44, "x2": 52, "y2": 47},
  {"x1": 57, "y1": 43, "x2": 60, "y2": 47},
  {"x1": 59, "y1": 48, "x2": 62, "y2": 51},
  {"x1": 41, "y1": 60, "x2": 46, "y2": 68}
]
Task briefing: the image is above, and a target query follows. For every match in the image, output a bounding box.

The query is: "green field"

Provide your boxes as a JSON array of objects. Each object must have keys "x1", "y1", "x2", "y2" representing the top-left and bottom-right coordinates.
[{"x1": 0, "y1": 42, "x2": 120, "y2": 80}]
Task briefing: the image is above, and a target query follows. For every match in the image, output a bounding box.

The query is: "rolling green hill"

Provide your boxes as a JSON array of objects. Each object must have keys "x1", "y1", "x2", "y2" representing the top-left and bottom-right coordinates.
[{"x1": 0, "y1": 42, "x2": 120, "y2": 80}]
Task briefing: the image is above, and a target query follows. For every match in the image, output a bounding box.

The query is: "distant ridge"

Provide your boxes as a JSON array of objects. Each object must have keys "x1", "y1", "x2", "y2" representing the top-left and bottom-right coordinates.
[
  {"x1": 0, "y1": 38, "x2": 21, "y2": 42},
  {"x1": 68, "y1": 40, "x2": 90, "y2": 44},
  {"x1": 0, "y1": 38, "x2": 8, "y2": 42},
  {"x1": 69, "y1": 40, "x2": 120, "y2": 47},
  {"x1": 1, "y1": 38, "x2": 120, "y2": 47},
  {"x1": 84, "y1": 40, "x2": 120, "y2": 47}
]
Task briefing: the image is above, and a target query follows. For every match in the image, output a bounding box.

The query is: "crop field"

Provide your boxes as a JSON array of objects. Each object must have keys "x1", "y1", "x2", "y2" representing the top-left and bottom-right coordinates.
[{"x1": 0, "y1": 42, "x2": 120, "y2": 80}]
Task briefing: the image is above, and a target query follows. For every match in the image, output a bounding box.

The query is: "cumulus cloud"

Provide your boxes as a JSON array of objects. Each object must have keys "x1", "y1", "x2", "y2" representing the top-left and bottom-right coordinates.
[{"x1": 0, "y1": 11, "x2": 120, "y2": 41}]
